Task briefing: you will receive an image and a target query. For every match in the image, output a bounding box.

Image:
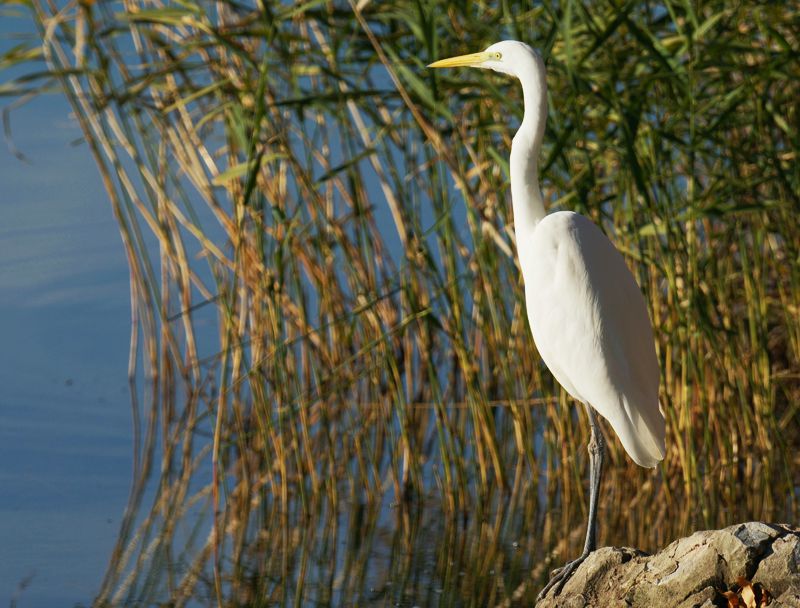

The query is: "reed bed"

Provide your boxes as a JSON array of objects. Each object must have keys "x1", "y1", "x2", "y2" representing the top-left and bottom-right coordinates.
[{"x1": 3, "y1": 0, "x2": 799, "y2": 605}]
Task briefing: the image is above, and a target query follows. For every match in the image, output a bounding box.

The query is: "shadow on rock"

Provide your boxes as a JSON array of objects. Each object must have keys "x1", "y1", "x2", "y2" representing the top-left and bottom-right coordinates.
[{"x1": 536, "y1": 522, "x2": 800, "y2": 607}]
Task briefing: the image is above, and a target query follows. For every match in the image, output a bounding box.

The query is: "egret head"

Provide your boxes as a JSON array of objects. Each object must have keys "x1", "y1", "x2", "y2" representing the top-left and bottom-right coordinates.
[{"x1": 427, "y1": 40, "x2": 539, "y2": 79}]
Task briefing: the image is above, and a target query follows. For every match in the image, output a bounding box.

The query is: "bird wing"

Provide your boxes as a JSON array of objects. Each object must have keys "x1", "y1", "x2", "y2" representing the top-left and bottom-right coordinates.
[{"x1": 522, "y1": 211, "x2": 665, "y2": 468}]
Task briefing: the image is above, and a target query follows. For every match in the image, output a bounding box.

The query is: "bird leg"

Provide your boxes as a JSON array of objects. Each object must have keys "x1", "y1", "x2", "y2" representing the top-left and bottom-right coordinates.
[{"x1": 537, "y1": 403, "x2": 605, "y2": 602}]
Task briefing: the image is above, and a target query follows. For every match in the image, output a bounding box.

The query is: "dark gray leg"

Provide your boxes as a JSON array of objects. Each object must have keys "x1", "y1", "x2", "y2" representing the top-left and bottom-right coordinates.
[
  {"x1": 536, "y1": 403, "x2": 605, "y2": 602},
  {"x1": 582, "y1": 402, "x2": 605, "y2": 553}
]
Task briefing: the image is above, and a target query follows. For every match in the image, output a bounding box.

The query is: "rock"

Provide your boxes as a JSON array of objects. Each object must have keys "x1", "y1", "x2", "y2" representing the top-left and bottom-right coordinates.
[
  {"x1": 773, "y1": 583, "x2": 800, "y2": 607},
  {"x1": 536, "y1": 522, "x2": 800, "y2": 607},
  {"x1": 755, "y1": 532, "x2": 800, "y2": 597}
]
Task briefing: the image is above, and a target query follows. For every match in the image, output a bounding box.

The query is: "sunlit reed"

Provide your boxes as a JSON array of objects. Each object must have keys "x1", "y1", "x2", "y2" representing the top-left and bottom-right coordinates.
[{"x1": 3, "y1": 0, "x2": 798, "y2": 604}]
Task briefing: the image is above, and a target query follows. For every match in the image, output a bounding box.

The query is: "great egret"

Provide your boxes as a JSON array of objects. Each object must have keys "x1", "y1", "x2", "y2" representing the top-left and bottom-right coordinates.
[{"x1": 428, "y1": 41, "x2": 665, "y2": 599}]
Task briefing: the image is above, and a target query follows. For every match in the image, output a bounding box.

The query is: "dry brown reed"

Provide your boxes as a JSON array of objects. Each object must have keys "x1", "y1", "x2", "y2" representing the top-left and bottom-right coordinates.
[{"x1": 2, "y1": 0, "x2": 798, "y2": 604}]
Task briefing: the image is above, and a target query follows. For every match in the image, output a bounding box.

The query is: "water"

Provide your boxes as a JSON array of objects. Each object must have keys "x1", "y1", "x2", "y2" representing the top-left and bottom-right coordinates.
[
  {"x1": 0, "y1": 75, "x2": 549, "y2": 608},
  {"x1": 2, "y1": 25, "x2": 793, "y2": 608},
  {"x1": 0, "y1": 93, "x2": 544, "y2": 608},
  {"x1": 0, "y1": 93, "x2": 133, "y2": 606}
]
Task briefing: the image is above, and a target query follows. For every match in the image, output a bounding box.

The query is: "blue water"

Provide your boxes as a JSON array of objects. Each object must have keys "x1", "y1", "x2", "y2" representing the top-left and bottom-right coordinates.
[{"x1": 0, "y1": 92, "x2": 133, "y2": 606}]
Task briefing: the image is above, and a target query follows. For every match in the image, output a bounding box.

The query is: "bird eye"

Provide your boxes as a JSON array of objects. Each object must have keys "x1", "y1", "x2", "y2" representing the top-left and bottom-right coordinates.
[{"x1": 494, "y1": 52, "x2": 502, "y2": 60}]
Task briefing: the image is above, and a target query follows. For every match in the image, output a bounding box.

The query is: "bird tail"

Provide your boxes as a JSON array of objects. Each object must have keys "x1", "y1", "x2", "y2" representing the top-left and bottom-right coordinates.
[{"x1": 612, "y1": 396, "x2": 666, "y2": 468}]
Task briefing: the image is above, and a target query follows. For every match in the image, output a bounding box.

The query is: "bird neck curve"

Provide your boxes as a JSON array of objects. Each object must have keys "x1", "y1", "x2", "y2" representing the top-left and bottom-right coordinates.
[{"x1": 509, "y1": 52, "x2": 547, "y2": 240}]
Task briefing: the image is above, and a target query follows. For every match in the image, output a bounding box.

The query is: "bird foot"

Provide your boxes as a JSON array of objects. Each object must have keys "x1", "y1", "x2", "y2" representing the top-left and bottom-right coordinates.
[{"x1": 536, "y1": 551, "x2": 590, "y2": 603}]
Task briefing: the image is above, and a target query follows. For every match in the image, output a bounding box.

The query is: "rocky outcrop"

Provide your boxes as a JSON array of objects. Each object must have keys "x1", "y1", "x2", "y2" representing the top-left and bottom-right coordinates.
[{"x1": 536, "y1": 522, "x2": 800, "y2": 607}]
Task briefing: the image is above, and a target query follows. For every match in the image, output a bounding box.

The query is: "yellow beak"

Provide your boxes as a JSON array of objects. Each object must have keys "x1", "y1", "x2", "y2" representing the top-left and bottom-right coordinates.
[{"x1": 427, "y1": 51, "x2": 492, "y2": 69}]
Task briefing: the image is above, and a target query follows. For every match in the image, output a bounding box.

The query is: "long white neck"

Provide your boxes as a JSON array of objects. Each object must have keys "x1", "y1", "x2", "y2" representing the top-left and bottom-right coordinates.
[{"x1": 509, "y1": 53, "x2": 547, "y2": 241}]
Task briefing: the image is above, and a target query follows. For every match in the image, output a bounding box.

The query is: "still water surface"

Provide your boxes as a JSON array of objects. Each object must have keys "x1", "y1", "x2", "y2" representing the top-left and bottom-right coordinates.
[
  {"x1": 0, "y1": 93, "x2": 546, "y2": 608},
  {"x1": 3, "y1": 90, "x2": 783, "y2": 608},
  {"x1": 0, "y1": 93, "x2": 132, "y2": 606},
  {"x1": 7, "y1": 51, "x2": 787, "y2": 608}
]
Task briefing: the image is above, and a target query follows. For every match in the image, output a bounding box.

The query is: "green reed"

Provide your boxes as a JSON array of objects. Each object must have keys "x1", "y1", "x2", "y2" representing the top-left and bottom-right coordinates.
[{"x1": 2, "y1": 0, "x2": 798, "y2": 604}]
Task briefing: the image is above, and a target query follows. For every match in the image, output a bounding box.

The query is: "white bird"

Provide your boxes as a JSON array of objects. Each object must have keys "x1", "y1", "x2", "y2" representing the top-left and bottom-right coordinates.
[{"x1": 428, "y1": 41, "x2": 665, "y2": 599}]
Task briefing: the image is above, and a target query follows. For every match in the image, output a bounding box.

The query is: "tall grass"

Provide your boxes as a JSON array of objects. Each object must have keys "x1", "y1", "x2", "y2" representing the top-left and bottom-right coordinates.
[{"x1": 3, "y1": 0, "x2": 798, "y2": 604}]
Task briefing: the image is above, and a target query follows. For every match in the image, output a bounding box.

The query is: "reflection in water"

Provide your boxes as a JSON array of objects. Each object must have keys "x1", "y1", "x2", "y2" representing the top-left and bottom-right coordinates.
[
  {"x1": 94, "y1": 384, "x2": 792, "y2": 607},
  {"x1": 7, "y1": 4, "x2": 796, "y2": 606}
]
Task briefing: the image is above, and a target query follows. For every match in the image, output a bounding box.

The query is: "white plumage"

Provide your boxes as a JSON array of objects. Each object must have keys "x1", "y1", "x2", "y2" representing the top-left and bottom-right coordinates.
[
  {"x1": 429, "y1": 39, "x2": 666, "y2": 598},
  {"x1": 523, "y1": 211, "x2": 664, "y2": 467}
]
